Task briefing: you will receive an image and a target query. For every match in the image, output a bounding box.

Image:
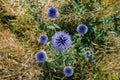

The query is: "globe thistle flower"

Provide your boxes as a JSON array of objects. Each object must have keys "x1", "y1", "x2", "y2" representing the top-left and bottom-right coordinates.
[
  {"x1": 37, "y1": 18, "x2": 42, "y2": 22},
  {"x1": 38, "y1": 34, "x2": 48, "y2": 44},
  {"x1": 35, "y1": 51, "x2": 47, "y2": 63},
  {"x1": 77, "y1": 24, "x2": 88, "y2": 35},
  {"x1": 47, "y1": 7, "x2": 58, "y2": 18},
  {"x1": 52, "y1": 31, "x2": 71, "y2": 51},
  {"x1": 85, "y1": 51, "x2": 93, "y2": 58},
  {"x1": 63, "y1": 66, "x2": 74, "y2": 77}
]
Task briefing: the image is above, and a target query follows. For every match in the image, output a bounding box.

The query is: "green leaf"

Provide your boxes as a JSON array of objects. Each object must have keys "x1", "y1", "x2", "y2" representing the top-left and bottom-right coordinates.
[
  {"x1": 38, "y1": 0, "x2": 43, "y2": 2},
  {"x1": 53, "y1": 24, "x2": 61, "y2": 29},
  {"x1": 47, "y1": 26, "x2": 55, "y2": 30},
  {"x1": 30, "y1": 4, "x2": 36, "y2": 9}
]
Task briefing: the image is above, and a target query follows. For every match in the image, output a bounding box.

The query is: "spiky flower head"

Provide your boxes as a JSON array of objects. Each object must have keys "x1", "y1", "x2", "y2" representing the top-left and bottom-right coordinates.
[
  {"x1": 63, "y1": 66, "x2": 74, "y2": 77},
  {"x1": 47, "y1": 7, "x2": 58, "y2": 18},
  {"x1": 38, "y1": 34, "x2": 48, "y2": 44},
  {"x1": 52, "y1": 31, "x2": 71, "y2": 51},
  {"x1": 35, "y1": 50, "x2": 47, "y2": 63},
  {"x1": 85, "y1": 51, "x2": 93, "y2": 58},
  {"x1": 77, "y1": 24, "x2": 88, "y2": 35}
]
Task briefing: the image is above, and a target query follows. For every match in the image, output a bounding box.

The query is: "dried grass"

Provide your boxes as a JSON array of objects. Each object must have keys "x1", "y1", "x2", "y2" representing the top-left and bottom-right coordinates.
[
  {"x1": 0, "y1": 23, "x2": 40, "y2": 80},
  {"x1": 0, "y1": 0, "x2": 40, "y2": 79},
  {"x1": 0, "y1": 0, "x2": 120, "y2": 79}
]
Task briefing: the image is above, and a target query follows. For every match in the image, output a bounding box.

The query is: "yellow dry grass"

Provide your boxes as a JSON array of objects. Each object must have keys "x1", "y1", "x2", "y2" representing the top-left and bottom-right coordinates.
[
  {"x1": 0, "y1": 23, "x2": 40, "y2": 80},
  {"x1": 0, "y1": 0, "x2": 25, "y2": 16},
  {"x1": 0, "y1": 0, "x2": 40, "y2": 79},
  {"x1": 0, "y1": 0, "x2": 120, "y2": 79}
]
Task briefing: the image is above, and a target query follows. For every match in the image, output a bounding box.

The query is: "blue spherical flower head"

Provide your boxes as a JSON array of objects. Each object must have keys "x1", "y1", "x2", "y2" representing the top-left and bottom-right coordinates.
[
  {"x1": 63, "y1": 66, "x2": 74, "y2": 77},
  {"x1": 47, "y1": 7, "x2": 58, "y2": 18},
  {"x1": 52, "y1": 31, "x2": 71, "y2": 51},
  {"x1": 77, "y1": 24, "x2": 88, "y2": 35},
  {"x1": 38, "y1": 34, "x2": 48, "y2": 44},
  {"x1": 35, "y1": 51, "x2": 47, "y2": 63},
  {"x1": 85, "y1": 51, "x2": 93, "y2": 58}
]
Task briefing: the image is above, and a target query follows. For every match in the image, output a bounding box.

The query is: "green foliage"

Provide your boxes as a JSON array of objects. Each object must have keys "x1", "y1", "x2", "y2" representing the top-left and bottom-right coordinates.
[
  {"x1": 39, "y1": 42, "x2": 99, "y2": 80},
  {"x1": 19, "y1": 0, "x2": 120, "y2": 80},
  {"x1": 60, "y1": 1, "x2": 75, "y2": 15},
  {"x1": 112, "y1": 11, "x2": 120, "y2": 34}
]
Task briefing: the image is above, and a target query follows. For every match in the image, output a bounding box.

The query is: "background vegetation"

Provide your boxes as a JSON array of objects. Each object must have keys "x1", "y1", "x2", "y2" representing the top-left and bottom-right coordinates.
[{"x1": 0, "y1": 0, "x2": 120, "y2": 80}]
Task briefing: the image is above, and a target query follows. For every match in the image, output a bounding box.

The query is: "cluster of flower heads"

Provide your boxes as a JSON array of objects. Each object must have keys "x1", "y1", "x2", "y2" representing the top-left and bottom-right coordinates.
[
  {"x1": 85, "y1": 51, "x2": 94, "y2": 58},
  {"x1": 35, "y1": 6, "x2": 91, "y2": 77}
]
